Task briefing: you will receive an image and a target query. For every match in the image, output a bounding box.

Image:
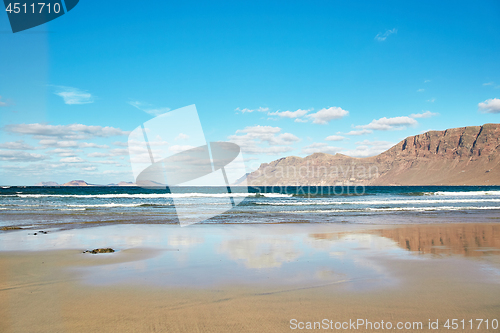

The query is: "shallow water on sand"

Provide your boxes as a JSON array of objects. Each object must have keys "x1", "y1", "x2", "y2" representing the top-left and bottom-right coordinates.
[{"x1": 2, "y1": 223, "x2": 499, "y2": 290}]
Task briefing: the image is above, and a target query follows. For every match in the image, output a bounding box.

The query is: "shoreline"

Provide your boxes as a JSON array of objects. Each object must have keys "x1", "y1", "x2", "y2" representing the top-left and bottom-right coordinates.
[
  {"x1": 1, "y1": 222, "x2": 500, "y2": 332},
  {"x1": 2, "y1": 208, "x2": 500, "y2": 232}
]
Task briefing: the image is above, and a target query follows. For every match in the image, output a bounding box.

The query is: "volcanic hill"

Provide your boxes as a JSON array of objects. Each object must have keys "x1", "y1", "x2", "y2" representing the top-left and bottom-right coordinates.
[{"x1": 245, "y1": 123, "x2": 500, "y2": 186}]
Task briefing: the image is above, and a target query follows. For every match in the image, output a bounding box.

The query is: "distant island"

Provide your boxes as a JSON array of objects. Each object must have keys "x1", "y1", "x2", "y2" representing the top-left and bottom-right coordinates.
[
  {"x1": 244, "y1": 123, "x2": 500, "y2": 186},
  {"x1": 34, "y1": 180, "x2": 137, "y2": 187}
]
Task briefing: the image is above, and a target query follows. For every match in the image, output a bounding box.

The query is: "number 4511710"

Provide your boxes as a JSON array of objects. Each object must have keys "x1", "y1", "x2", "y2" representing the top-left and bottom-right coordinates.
[
  {"x1": 444, "y1": 319, "x2": 499, "y2": 330},
  {"x1": 6, "y1": 3, "x2": 62, "y2": 14}
]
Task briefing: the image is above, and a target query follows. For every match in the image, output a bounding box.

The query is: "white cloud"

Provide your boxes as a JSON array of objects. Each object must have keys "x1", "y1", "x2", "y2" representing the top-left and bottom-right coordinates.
[
  {"x1": 235, "y1": 107, "x2": 269, "y2": 113},
  {"x1": 83, "y1": 166, "x2": 97, "y2": 171},
  {"x1": 301, "y1": 143, "x2": 341, "y2": 155},
  {"x1": 175, "y1": 133, "x2": 189, "y2": 141},
  {"x1": 87, "y1": 152, "x2": 108, "y2": 158},
  {"x1": 294, "y1": 118, "x2": 308, "y2": 123},
  {"x1": 256, "y1": 107, "x2": 270, "y2": 112},
  {"x1": 51, "y1": 148, "x2": 81, "y2": 157},
  {"x1": 37, "y1": 140, "x2": 110, "y2": 150},
  {"x1": 243, "y1": 145, "x2": 294, "y2": 155},
  {"x1": 4, "y1": 123, "x2": 128, "y2": 140},
  {"x1": 239, "y1": 106, "x2": 348, "y2": 124},
  {"x1": 427, "y1": 98, "x2": 436, "y2": 103},
  {"x1": 0, "y1": 95, "x2": 8, "y2": 107},
  {"x1": 276, "y1": 133, "x2": 301, "y2": 144},
  {"x1": 60, "y1": 157, "x2": 85, "y2": 163},
  {"x1": 355, "y1": 140, "x2": 394, "y2": 147},
  {"x1": 307, "y1": 107, "x2": 349, "y2": 124},
  {"x1": 102, "y1": 170, "x2": 131, "y2": 175},
  {"x1": 345, "y1": 129, "x2": 373, "y2": 136},
  {"x1": 39, "y1": 140, "x2": 79, "y2": 148},
  {"x1": 482, "y1": 82, "x2": 500, "y2": 88},
  {"x1": 168, "y1": 145, "x2": 195, "y2": 154},
  {"x1": 478, "y1": 98, "x2": 500, "y2": 113},
  {"x1": 424, "y1": 80, "x2": 431, "y2": 83},
  {"x1": 87, "y1": 148, "x2": 128, "y2": 158},
  {"x1": 236, "y1": 125, "x2": 281, "y2": 135},
  {"x1": 268, "y1": 109, "x2": 310, "y2": 119},
  {"x1": 417, "y1": 89, "x2": 425, "y2": 92},
  {"x1": 128, "y1": 101, "x2": 170, "y2": 116},
  {"x1": 325, "y1": 135, "x2": 345, "y2": 141},
  {"x1": 234, "y1": 126, "x2": 300, "y2": 145},
  {"x1": 0, "y1": 140, "x2": 36, "y2": 150},
  {"x1": 356, "y1": 116, "x2": 418, "y2": 131},
  {"x1": 341, "y1": 141, "x2": 394, "y2": 157},
  {"x1": 374, "y1": 28, "x2": 397, "y2": 41},
  {"x1": 109, "y1": 148, "x2": 128, "y2": 156},
  {"x1": 79, "y1": 142, "x2": 109, "y2": 149},
  {"x1": 54, "y1": 86, "x2": 94, "y2": 105},
  {"x1": 410, "y1": 111, "x2": 438, "y2": 118},
  {"x1": 0, "y1": 150, "x2": 46, "y2": 162},
  {"x1": 229, "y1": 125, "x2": 299, "y2": 155},
  {"x1": 94, "y1": 160, "x2": 123, "y2": 165},
  {"x1": 0, "y1": 131, "x2": 131, "y2": 174}
]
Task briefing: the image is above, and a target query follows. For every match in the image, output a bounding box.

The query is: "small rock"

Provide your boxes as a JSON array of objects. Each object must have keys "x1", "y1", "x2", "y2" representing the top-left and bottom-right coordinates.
[
  {"x1": 1, "y1": 226, "x2": 22, "y2": 231},
  {"x1": 83, "y1": 248, "x2": 115, "y2": 254}
]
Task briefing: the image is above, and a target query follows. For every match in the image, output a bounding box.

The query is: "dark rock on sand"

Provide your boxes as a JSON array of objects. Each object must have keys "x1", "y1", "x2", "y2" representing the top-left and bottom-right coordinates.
[
  {"x1": 1, "y1": 226, "x2": 22, "y2": 231},
  {"x1": 83, "y1": 248, "x2": 115, "y2": 254}
]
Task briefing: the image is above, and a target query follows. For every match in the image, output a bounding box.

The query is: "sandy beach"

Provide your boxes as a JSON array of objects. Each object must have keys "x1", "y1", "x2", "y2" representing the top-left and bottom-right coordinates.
[
  {"x1": 2, "y1": 0, "x2": 500, "y2": 331},
  {"x1": 1, "y1": 223, "x2": 499, "y2": 332}
]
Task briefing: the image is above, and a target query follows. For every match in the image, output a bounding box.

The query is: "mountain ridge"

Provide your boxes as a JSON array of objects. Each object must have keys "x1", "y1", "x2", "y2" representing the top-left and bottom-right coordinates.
[{"x1": 245, "y1": 123, "x2": 500, "y2": 186}]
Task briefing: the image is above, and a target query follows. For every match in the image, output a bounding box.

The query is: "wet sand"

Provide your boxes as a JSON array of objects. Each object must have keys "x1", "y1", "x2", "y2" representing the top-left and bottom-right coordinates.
[{"x1": 1, "y1": 223, "x2": 500, "y2": 332}]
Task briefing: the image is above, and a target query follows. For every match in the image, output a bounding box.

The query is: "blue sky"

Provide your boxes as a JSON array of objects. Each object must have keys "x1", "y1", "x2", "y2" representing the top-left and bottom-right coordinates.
[{"x1": 1, "y1": 0, "x2": 499, "y2": 185}]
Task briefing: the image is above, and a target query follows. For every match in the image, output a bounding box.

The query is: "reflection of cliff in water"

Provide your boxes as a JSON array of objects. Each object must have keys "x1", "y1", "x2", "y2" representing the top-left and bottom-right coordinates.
[
  {"x1": 370, "y1": 224, "x2": 500, "y2": 257},
  {"x1": 308, "y1": 224, "x2": 500, "y2": 257}
]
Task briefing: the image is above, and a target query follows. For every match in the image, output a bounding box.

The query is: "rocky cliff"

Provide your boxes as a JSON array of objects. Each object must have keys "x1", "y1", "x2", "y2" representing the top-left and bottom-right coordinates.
[{"x1": 245, "y1": 123, "x2": 500, "y2": 186}]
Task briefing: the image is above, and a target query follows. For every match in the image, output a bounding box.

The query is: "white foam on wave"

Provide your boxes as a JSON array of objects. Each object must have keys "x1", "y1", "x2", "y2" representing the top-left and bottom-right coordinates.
[
  {"x1": 6, "y1": 193, "x2": 244, "y2": 199},
  {"x1": 3, "y1": 192, "x2": 291, "y2": 199},
  {"x1": 428, "y1": 191, "x2": 500, "y2": 196},
  {"x1": 257, "y1": 198, "x2": 500, "y2": 205},
  {"x1": 68, "y1": 203, "x2": 157, "y2": 208},
  {"x1": 286, "y1": 206, "x2": 500, "y2": 213}
]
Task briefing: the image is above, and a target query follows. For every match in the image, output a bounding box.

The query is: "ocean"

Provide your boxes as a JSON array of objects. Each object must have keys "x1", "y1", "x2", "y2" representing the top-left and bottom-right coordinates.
[{"x1": 1, "y1": 185, "x2": 500, "y2": 229}]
